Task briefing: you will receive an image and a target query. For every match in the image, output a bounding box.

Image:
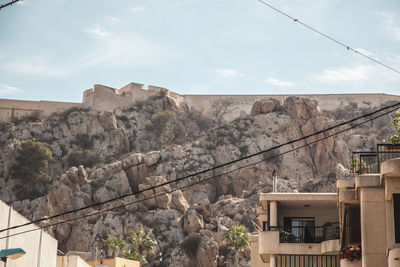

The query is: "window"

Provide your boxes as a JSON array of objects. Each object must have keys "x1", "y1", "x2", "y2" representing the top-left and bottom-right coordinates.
[
  {"x1": 284, "y1": 217, "x2": 315, "y2": 243},
  {"x1": 263, "y1": 221, "x2": 268, "y2": 231},
  {"x1": 394, "y1": 194, "x2": 400, "y2": 243}
]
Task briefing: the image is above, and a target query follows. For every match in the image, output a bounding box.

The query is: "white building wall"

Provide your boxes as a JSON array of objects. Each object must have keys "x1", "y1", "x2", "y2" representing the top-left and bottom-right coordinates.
[{"x1": 0, "y1": 200, "x2": 58, "y2": 267}]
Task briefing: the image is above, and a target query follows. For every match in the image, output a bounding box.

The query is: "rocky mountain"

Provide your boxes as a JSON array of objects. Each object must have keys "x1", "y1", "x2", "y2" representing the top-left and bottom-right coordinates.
[{"x1": 0, "y1": 92, "x2": 397, "y2": 266}]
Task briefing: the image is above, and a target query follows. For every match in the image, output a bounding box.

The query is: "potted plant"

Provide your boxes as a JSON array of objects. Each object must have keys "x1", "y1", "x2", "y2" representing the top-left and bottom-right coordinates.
[
  {"x1": 340, "y1": 244, "x2": 361, "y2": 262},
  {"x1": 350, "y1": 159, "x2": 367, "y2": 174},
  {"x1": 390, "y1": 109, "x2": 400, "y2": 146}
]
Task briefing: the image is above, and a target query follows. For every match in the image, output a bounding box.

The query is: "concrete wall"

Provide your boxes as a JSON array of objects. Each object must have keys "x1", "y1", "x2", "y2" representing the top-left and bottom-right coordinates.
[
  {"x1": 57, "y1": 255, "x2": 91, "y2": 267},
  {"x1": 250, "y1": 235, "x2": 269, "y2": 267},
  {"x1": 0, "y1": 200, "x2": 57, "y2": 267},
  {"x1": 86, "y1": 257, "x2": 139, "y2": 267}
]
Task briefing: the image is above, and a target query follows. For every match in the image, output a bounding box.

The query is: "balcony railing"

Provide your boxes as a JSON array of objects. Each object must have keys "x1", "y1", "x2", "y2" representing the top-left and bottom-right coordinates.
[
  {"x1": 350, "y1": 143, "x2": 400, "y2": 174},
  {"x1": 270, "y1": 222, "x2": 340, "y2": 243}
]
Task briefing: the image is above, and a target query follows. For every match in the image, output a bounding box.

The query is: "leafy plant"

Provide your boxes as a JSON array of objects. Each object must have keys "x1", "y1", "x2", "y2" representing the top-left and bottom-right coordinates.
[
  {"x1": 390, "y1": 109, "x2": 400, "y2": 144},
  {"x1": 103, "y1": 235, "x2": 126, "y2": 257},
  {"x1": 11, "y1": 140, "x2": 52, "y2": 200},
  {"x1": 67, "y1": 149, "x2": 102, "y2": 168},
  {"x1": 224, "y1": 225, "x2": 249, "y2": 267},
  {"x1": 350, "y1": 158, "x2": 366, "y2": 172},
  {"x1": 340, "y1": 244, "x2": 361, "y2": 262},
  {"x1": 146, "y1": 110, "x2": 177, "y2": 146},
  {"x1": 103, "y1": 227, "x2": 157, "y2": 264},
  {"x1": 279, "y1": 230, "x2": 295, "y2": 242}
]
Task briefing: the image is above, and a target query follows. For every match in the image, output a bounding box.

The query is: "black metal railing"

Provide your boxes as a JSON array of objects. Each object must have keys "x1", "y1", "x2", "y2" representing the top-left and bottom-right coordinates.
[
  {"x1": 377, "y1": 143, "x2": 400, "y2": 172},
  {"x1": 270, "y1": 222, "x2": 340, "y2": 243},
  {"x1": 350, "y1": 151, "x2": 378, "y2": 174},
  {"x1": 350, "y1": 144, "x2": 400, "y2": 174}
]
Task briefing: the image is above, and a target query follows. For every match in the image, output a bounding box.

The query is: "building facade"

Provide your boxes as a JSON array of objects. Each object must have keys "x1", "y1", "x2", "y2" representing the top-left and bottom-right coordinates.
[
  {"x1": 0, "y1": 200, "x2": 58, "y2": 267},
  {"x1": 251, "y1": 193, "x2": 340, "y2": 267},
  {"x1": 337, "y1": 157, "x2": 400, "y2": 267},
  {"x1": 251, "y1": 148, "x2": 400, "y2": 267}
]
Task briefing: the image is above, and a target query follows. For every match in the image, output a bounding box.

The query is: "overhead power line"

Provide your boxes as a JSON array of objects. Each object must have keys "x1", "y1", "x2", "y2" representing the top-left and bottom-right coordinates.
[
  {"x1": 1, "y1": 101, "x2": 399, "y2": 235},
  {"x1": 1, "y1": 103, "x2": 399, "y2": 240},
  {"x1": 256, "y1": 0, "x2": 400, "y2": 75},
  {"x1": 0, "y1": 0, "x2": 22, "y2": 10}
]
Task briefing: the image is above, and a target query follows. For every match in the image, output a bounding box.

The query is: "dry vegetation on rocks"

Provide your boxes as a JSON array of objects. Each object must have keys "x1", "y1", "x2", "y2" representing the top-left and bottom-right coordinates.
[{"x1": 0, "y1": 93, "x2": 398, "y2": 266}]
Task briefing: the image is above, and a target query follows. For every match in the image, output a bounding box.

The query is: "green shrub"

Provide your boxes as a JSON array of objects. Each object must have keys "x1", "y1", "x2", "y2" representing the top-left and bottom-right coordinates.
[
  {"x1": 11, "y1": 140, "x2": 52, "y2": 200},
  {"x1": 390, "y1": 109, "x2": 400, "y2": 144},
  {"x1": 70, "y1": 134, "x2": 93, "y2": 149},
  {"x1": 146, "y1": 110, "x2": 176, "y2": 145},
  {"x1": 68, "y1": 149, "x2": 102, "y2": 167}
]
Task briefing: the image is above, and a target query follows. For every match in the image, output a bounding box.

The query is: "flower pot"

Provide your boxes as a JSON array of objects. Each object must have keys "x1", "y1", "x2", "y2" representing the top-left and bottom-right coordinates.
[{"x1": 340, "y1": 259, "x2": 362, "y2": 267}]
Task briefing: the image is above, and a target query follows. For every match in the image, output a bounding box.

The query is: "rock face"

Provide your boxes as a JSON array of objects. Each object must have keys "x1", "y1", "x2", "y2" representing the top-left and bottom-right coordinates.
[{"x1": 0, "y1": 93, "x2": 398, "y2": 266}]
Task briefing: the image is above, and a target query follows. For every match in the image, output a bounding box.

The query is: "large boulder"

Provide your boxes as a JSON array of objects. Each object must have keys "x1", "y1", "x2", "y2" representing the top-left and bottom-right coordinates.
[{"x1": 183, "y1": 209, "x2": 204, "y2": 234}]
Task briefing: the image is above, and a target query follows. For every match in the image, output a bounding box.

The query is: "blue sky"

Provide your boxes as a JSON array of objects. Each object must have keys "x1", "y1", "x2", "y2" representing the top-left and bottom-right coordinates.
[{"x1": 0, "y1": 0, "x2": 399, "y2": 102}]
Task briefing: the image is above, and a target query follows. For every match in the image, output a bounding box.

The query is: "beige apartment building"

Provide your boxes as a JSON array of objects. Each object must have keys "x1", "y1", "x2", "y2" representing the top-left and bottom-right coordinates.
[
  {"x1": 337, "y1": 156, "x2": 400, "y2": 267},
  {"x1": 251, "y1": 145, "x2": 400, "y2": 267},
  {"x1": 250, "y1": 193, "x2": 340, "y2": 267}
]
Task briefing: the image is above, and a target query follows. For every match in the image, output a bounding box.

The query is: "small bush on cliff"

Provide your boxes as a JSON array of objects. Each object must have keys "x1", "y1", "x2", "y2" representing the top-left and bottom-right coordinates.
[
  {"x1": 67, "y1": 149, "x2": 102, "y2": 168},
  {"x1": 11, "y1": 140, "x2": 52, "y2": 200},
  {"x1": 146, "y1": 110, "x2": 177, "y2": 146},
  {"x1": 70, "y1": 134, "x2": 93, "y2": 149}
]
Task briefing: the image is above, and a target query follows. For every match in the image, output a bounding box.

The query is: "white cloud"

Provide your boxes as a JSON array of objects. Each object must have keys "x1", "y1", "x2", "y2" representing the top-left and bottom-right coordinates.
[
  {"x1": 78, "y1": 32, "x2": 161, "y2": 68},
  {"x1": 131, "y1": 6, "x2": 145, "y2": 13},
  {"x1": 105, "y1": 16, "x2": 120, "y2": 24},
  {"x1": 5, "y1": 60, "x2": 69, "y2": 77},
  {"x1": 1, "y1": 26, "x2": 161, "y2": 77},
  {"x1": 215, "y1": 69, "x2": 243, "y2": 79},
  {"x1": 84, "y1": 24, "x2": 109, "y2": 37},
  {"x1": 312, "y1": 62, "x2": 400, "y2": 91},
  {"x1": 375, "y1": 11, "x2": 400, "y2": 42},
  {"x1": 264, "y1": 77, "x2": 294, "y2": 87},
  {"x1": 314, "y1": 65, "x2": 373, "y2": 83},
  {"x1": 0, "y1": 84, "x2": 22, "y2": 96}
]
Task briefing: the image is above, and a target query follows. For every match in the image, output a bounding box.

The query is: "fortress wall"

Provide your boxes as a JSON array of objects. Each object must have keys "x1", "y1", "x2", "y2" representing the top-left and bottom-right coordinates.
[
  {"x1": 0, "y1": 99, "x2": 81, "y2": 123},
  {"x1": 1, "y1": 81, "x2": 399, "y2": 123},
  {"x1": 82, "y1": 89, "x2": 94, "y2": 107},
  {"x1": 184, "y1": 94, "x2": 400, "y2": 121},
  {"x1": 132, "y1": 88, "x2": 158, "y2": 103},
  {"x1": 91, "y1": 84, "x2": 133, "y2": 112},
  {"x1": 39, "y1": 100, "x2": 82, "y2": 116}
]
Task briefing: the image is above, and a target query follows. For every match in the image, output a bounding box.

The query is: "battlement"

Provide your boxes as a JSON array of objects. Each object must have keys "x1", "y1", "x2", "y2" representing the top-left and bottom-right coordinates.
[
  {"x1": 0, "y1": 82, "x2": 399, "y2": 123},
  {"x1": 82, "y1": 83, "x2": 180, "y2": 112}
]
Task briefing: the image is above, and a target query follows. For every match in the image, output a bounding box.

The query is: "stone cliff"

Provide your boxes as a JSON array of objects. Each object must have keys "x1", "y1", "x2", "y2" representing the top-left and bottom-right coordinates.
[{"x1": 0, "y1": 91, "x2": 398, "y2": 266}]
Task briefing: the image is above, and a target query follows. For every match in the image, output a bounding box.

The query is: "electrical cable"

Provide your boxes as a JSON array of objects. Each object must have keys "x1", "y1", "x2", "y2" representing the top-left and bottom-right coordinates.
[
  {"x1": 256, "y1": 0, "x2": 400, "y2": 75},
  {"x1": 0, "y1": 0, "x2": 21, "y2": 10},
  {"x1": 0, "y1": 101, "x2": 399, "y2": 234},
  {"x1": 0, "y1": 103, "x2": 399, "y2": 239}
]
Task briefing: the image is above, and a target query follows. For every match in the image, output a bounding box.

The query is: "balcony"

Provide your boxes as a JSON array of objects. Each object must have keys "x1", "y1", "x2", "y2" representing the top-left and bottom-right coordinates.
[
  {"x1": 270, "y1": 222, "x2": 340, "y2": 244},
  {"x1": 350, "y1": 143, "x2": 400, "y2": 174}
]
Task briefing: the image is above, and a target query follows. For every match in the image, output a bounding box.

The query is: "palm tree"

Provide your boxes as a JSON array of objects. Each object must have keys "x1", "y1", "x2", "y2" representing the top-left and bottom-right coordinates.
[
  {"x1": 102, "y1": 227, "x2": 157, "y2": 264},
  {"x1": 127, "y1": 226, "x2": 157, "y2": 264},
  {"x1": 224, "y1": 225, "x2": 249, "y2": 267},
  {"x1": 103, "y1": 235, "x2": 125, "y2": 257}
]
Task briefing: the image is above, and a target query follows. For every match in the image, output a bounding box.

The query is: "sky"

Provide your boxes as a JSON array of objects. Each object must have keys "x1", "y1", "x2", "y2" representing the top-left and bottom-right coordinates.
[{"x1": 0, "y1": 0, "x2": 399, "y2": 103}]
